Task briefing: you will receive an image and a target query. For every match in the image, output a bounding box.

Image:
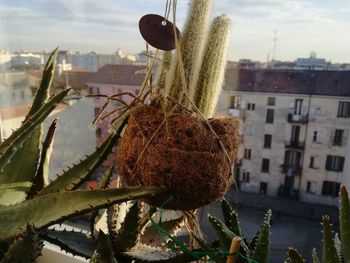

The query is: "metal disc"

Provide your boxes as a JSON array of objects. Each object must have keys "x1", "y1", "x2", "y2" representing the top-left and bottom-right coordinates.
[{"x1": 139, "y1": 14, "x2": 180, "y2": 51}]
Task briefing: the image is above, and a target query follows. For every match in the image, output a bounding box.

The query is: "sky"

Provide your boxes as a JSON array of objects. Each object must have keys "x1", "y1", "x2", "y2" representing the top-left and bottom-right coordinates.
[{"x1": 0, "y1": 0, "x2": 350, "y2": 63}]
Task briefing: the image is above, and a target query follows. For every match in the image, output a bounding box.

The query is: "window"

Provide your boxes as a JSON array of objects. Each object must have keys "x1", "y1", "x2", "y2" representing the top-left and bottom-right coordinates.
[
  {"x1": 267, "y1": 97, "x2": 276, "y2": 106},
  {"x1": 135, "y1": 89, "x2": 140, "y2": 95},
  {"x1": 261, "y1": 158, "x2": 270, "y2": 173},
  {"x1": 309, "y1": 157, "x2": 315, "y2": 168},
  {"x1": 313, "y1": 131, "x2": 318, "y2": 142},
  {"x1": 322, "y1": 181, "x2": 340, "y2": 197},
  {"x1": 260, "y1": 182, "x2": 268, "y2": 195},
  {"x1": 325, "y1": 155, "x2": 345, "y2": 172},
  {"x1": 247, "y1": 103, "x2": 255, "y2": 111},
  {"x1": 244, "y1": 149, "x2": 251, "y2": 159},
  {"x1": 337, "y1": 101, "x2": 350, "y2": 118},
  {"x1": 306, "y1": 181, "x2": 311, "y2": 193},
  {"x1": 230, "y1": 96, "x2": 241, "y2": 108},
  {"x1": 266, "y1": 109, "x2": 274, "y2": 124},
  {"x1": 333, "y1": 129, "x2": 344, "y2": 146},
  {"x1": 294, "y1": 99, "x2": 303, "y2": 115},
  {"x1": 242, "y1": 172, "x2": 250, "y2": 183},
  {"x1": 291, "y1": 125, "x2": 300, "y2": 142},
  {"x1": 263, "y1": 134, "x2": 272, "y2": 148}
]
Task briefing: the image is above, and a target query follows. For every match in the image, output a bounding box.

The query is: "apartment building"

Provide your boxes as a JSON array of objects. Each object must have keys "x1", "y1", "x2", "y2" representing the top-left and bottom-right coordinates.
[{"x1": 218, "y1": 68, "x2": 350, "y2": 206}]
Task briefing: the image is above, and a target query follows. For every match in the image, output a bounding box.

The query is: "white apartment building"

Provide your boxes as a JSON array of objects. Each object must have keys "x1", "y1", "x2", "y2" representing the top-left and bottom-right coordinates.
[{"x1": 218, "y1": 68, "x2": 350, "y2": 206}]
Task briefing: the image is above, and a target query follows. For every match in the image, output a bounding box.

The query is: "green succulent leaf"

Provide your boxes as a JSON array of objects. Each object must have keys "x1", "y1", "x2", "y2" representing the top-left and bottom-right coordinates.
[
  {"x1": 43, "y1": 228, "x2": 94, "y2": 259},
  {"x1": 90, "y1": 231, "x2": 118, "y2": 263},
  {"x1": 312, "y1": 248, "x2": 320, "y2": 263},
  {"x1": 251, "y1": 209, "x2": 271, "y2": 263},
  {"x1": 39, "y1": 116, "x2": 128, "y2": 195},
  {"x1": 90, "y1": 166, "x2": 115, "y2": 236},
  {"x1": 0, "y1": 89, "x2": 69, "y2": 204},
  {"x1": 111, "y1": 201, "x2": 142, "y2": 251},
  {"x1": 221, "y1": 199, "x2": 242, "y2": 236},
  {"x1": 208, "y1": 213, "x2": 235, "y2": 250},
  {"x1": 322, "y1": 215, "x2": 339, "y2": 263},
  {"x1": 98, "y1": 166, "x2": 114, "y2": 190},
  {"x1": 0, "y1": 225, "x2": 43, "y2": 263},
  {"x1": 27, "y1": 48, "x2": 58, "y2": 117},
  {"x1": 340, "y1": 185, "x2": 350, "y2": 262},
  {"x1": 334, "y1": 233, "x2": 344, "y2": 263},
  {"x1": 27, "y1": 119, "x2": 58, "y2": 199},
  {"x1": 288, "y1": 247, "x2": 305, "y2": 263},
  {"x1": 0, "y1": 186, "x2": 165, "y2": 241}
]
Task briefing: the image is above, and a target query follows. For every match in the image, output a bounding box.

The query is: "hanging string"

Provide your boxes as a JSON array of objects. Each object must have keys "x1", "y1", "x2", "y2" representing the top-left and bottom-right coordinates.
[
  {"x1": 163, "y1": 0, "x2": 172, "y2": 25},
  {"x1": 148, "y1": 197, "x2": 260, "y2": 263}
]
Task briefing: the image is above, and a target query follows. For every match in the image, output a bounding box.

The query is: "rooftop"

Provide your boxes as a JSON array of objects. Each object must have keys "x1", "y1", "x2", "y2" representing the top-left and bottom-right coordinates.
[
  {"x1": 86, "y1": 64, "x2": 146, "y2": 86},
  {"x1": 237, "y1": 69, "x2": 350, "y2": 97}
]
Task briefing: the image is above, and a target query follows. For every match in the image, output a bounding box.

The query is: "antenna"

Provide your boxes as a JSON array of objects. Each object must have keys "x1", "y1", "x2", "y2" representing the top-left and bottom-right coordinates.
[{"x1": 272, "y1": 30, "x2": 277, "y2": 67}]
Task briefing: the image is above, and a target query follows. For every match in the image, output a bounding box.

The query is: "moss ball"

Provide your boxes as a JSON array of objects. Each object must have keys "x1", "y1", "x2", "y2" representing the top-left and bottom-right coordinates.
[{"x1": 117, "y1": 105, "x2": 239, "y2": 210}]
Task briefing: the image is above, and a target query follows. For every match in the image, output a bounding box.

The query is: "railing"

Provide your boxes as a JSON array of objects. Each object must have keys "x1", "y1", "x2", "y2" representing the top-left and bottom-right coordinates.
[
  {"x1": 228, "y1": 107, "x2": 245, "y2": 118},
  {"x1": 287, "y1": 113, "x2": 308, "y2": 123},
  {"x1": 285, "y1": 140, "x2": 305, "y2": 149}
]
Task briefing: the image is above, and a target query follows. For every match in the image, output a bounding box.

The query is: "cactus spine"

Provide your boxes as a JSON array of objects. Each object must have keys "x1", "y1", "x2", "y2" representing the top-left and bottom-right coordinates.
[
  {"x1": 193, "y1": 15, "x2": 231, "y2": 118},
  {"x1": 165, "y1": 0, "x2": 212, "y2": 109}
]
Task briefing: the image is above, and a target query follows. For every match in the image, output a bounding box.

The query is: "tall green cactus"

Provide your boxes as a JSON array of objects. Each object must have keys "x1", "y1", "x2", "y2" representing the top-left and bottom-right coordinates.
[
  {"x1": 165, "y1": 0, "x2": 212, "y2": 109},
  {"x1": 193, "y1": 15, "x2": 231, "y2": 118}
]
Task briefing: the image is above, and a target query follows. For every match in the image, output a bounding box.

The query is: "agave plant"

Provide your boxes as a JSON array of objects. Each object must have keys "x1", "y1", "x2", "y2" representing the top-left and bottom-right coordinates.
[
  {"x1": 0, "y1": 49, "x2": 165, "y2": 262},
  {"x1": 286, "y1": 185, "x2": 350, "y2": 263}
]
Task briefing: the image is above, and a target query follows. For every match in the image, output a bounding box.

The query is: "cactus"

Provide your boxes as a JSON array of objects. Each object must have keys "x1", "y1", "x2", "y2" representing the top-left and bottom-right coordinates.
[
  {"x1": 287, "y1": 247, "x2": 305, "y2": 263},
  {"x1": 193, "y1": 15, "x2": 231, "y2": 118},
  {"x1": 340, "y1": 185, "x2": 350, "y2": 262},
  {"x1": 165, "y1": 0, "x2": 212, "y2": 109}
]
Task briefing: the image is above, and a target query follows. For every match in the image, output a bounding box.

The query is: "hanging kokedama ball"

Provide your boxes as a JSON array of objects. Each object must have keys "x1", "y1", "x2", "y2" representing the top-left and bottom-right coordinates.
[{"x1": 117, "y1": 105, "x2": 239, "y2": 210}]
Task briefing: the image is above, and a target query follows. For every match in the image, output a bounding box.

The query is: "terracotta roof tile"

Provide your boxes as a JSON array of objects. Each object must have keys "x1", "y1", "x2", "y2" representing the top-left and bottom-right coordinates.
[{"x1": 86, "y1": 64, "x2": 146, "y2": 86}]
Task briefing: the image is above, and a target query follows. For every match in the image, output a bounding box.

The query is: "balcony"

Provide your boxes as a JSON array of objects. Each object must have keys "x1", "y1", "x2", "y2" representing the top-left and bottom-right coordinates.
[
  {"x1": 281, "y1": 164, "x2": 302, "y2": 176},
  {"x1": 285, "y1": 140, "x2": 305, "y2": 149},
  {"x1": 228, "y1": 107, "x2": 245, "y2": 118},
  {"x1": 287, "y1": 113, "x2": 308, "y2": 123}
]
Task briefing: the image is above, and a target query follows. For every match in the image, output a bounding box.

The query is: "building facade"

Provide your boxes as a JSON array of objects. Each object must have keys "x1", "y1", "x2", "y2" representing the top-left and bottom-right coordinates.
[{"x1": 219, "y1": 68, "x2": 350, "y2": 206}]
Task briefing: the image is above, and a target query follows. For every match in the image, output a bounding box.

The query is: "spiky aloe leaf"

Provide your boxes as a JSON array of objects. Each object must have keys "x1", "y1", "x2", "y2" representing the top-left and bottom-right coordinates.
[
  {"x1": 312, "y1": 248, "x2": 320, "y2": 263},
  {"x1": 0, "y1": 225, "x2": 43, "y2": 263},
  {"x1": 221, "y1": 199, "x2": 242, "y2": 237},
  {"x1": 91, "y1": 231, "x2": 117, "y2": 263},
  {"x1": 141, "y1": 217, "x2": 184, "y2": 247},
  {"x1": 27, "y1": 119, "x2": 58, "y2": 199},
  {"x1": 322, "y1": 215, "x2": 339, "y2": 263},
  {"x1": 208, "y1": 213, "x2": 235, "y2": 250},
  {"x1": 39, "y1": 116, "x2": 128, "y2": 195},
  {"x1": 0, "y1": 186, "x2": 165, "y2": 241},
  {"x1": 340, "y1": 185, "x2": 350, "y2": 262},
  {"x1": 288, "y1": 247, "x2": 305, "y2": 263},
  {"x1": 251, "y1": 210, "x2": 271, "y2": 263},
  {"x1": 27, "y1": 48, "x2": 58, "y2": 117},
  {"x1": 111, "y1": 201, "x2": 142, "y2": 251},
  {"x1": 90, "y1": 166, "x2": 115, "y2": 236},
  {"x1": 334, "y1": 233, "x2": 344, "y2": 262},
  {"x1": 0, "y1": 89, "x2": 69, "y2": 204},
  {"x1": 43, "y1": 228, "x2": 94, "y2": 259}
]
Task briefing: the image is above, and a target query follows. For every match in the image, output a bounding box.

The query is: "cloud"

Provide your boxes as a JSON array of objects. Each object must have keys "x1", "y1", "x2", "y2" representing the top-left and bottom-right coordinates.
[{"x1": 0, "y1": 0, "x2": 350, "y2": 62}]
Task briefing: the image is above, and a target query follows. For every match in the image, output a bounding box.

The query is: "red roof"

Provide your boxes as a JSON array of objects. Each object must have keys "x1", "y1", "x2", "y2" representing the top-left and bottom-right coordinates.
[
  {"x1": 55, "y1": 71, "x2": 95, "y2": 88},
  {"x1": 237, "y1": 69, "x2": 350, "y2": 97},
  {"x1": 86, "y1": 64, "x2": 146, "y2": 86}
]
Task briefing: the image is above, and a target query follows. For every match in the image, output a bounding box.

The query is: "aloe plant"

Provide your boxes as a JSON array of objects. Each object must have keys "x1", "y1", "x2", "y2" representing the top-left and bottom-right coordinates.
[
  {"x1": 285, "y1": 185, "x2": 350, "y2": 263},
  {"x1": 0, "y1": 49, "x2": 166, "y2": 262}
]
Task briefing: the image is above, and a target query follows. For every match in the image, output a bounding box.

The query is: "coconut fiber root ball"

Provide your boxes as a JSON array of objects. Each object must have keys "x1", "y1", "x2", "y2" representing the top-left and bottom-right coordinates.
[{"x1": 117, "y1": 104, "x2": 239, "y2": 210}]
